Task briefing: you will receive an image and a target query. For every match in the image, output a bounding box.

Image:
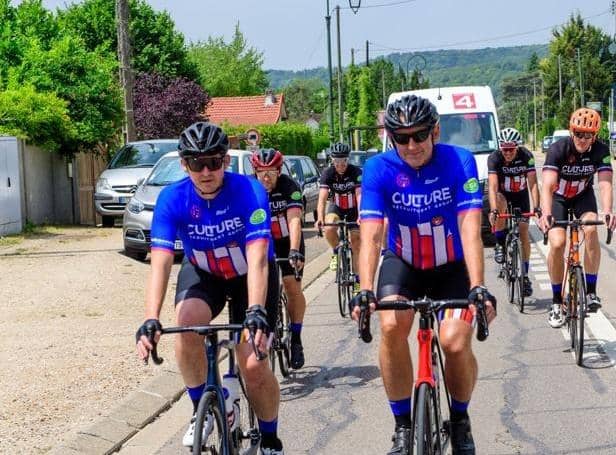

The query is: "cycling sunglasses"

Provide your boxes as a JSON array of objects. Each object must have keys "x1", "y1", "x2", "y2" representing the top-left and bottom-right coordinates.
[
  {"x1": 184, "y1": 155, "x2": 226, "y2": 172},
  {"x1": 255, "y1": 169, "x2": 279, "y2": 179},
  {"x1": 391, "y1": 128, "x2": 432, "y2": 145},
  {"x1": 572, "y1": 131, "x2": 594, "y2": 140}
]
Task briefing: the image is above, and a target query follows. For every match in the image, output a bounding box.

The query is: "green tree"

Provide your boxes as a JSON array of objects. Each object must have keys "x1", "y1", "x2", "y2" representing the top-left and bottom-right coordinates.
[
  {"x1": 188, "y1": 24, "x2": 268, "y2": 97},
  {"x1": 57, "y1": 0, "x2": 198, "y2": 79},
  {"x1": 282, "y1": 78, "x2": 328, "y2": 121}
]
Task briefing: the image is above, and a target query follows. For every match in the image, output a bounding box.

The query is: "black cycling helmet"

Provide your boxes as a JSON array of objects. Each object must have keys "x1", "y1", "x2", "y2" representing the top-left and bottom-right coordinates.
[
  {"x1": 384, "y1": 94, "x2": 439, "y2": 132},
  {"x1": 329, "y1": 142, "x2": 351, "y2": 158},
  {"x1": 178, "y1": 122, "x2": 229, "y2": 158}
]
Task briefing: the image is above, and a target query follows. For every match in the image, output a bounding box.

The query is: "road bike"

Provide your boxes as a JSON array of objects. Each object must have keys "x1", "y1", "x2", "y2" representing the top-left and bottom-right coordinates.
[
  {"x1": 270, "y1": 257, "x2": 301, "y2": 378},
  {"x1": 319, "y1": 218, "x2": 358, "y2": 318},
  {"x1": 496, "y1": 207, "x2": 535, "y2": 313},
  {"x1": 147, "y1": 324, "x2": 260, "y2": 455},
  {"x1": 355, "y1": 295, "x2": 490, "y2": 454},
  {"x1": 543, "y1": 211, "x2": 611, "y2": 366}
]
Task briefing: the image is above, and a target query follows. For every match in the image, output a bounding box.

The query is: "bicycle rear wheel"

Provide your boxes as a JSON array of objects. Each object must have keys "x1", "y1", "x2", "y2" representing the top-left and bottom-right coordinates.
[
  {"x1": 413, "y1": 383, "x2": 440, "y2": 455},
  {"x1": 574, "y1": 267, "x2": 586, "y2": 366},
  {"x1": 193, "y1": 391, "x2": 227, "y2": 455},
  {"x1": 514, "y1": 239, "x2": 525, "y2": 313}
]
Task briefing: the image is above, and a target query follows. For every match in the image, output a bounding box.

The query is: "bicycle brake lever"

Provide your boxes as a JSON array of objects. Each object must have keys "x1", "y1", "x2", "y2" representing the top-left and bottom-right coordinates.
[
  {"x1": 475, "y1": 297, "x2": 489, "y2": 342},
  {"x1": 358, "y1": 301, "x2": 373, "y2": 343},
  {"x1": 606, "y1": 215, "x2": 613, "y2": 245}
]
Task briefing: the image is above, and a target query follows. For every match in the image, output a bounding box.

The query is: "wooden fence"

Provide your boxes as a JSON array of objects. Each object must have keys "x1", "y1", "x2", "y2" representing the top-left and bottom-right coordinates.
[{"x1": 74, "y1": 152, "x2": 108, "y2": 225}]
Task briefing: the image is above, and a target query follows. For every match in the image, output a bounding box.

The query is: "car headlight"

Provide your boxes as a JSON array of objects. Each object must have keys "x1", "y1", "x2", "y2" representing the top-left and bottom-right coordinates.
[
  {"x1": 96, "y1": 178, "x2": 112, "y2": 192},
  {"x1": 127, "y1": 197, "x2": 144, "y2": 214}
]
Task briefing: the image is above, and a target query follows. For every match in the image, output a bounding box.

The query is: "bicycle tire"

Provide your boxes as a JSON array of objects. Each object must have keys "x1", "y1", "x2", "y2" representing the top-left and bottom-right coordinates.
[
  {"x1": 193, "y1": 390, "x2": 227, "y2": 455},
  {"x1": 277, "y1": 294, "x2": 291, "y2": 378},
  {"x1": 574, "y1": 267, "x2": 586, "y2": 366},
  {"x1": 514, "y1": 239, "x2": 525, "y2": 313},
  {"x1": 337, "y1": 246, "x2": 349, "y2": 318},
  {"x1": 232, "y1": 374, "x2": 259, "y2": 454},
  {"x1": 567, "y1": 271, "x2": 577, "y2": 351},
  {"x1": 505, "y1": 238, "x2": 514, "y2": 304},
  {"x1": 414, "y1": 383, "x2": 438, "y2": 455}
]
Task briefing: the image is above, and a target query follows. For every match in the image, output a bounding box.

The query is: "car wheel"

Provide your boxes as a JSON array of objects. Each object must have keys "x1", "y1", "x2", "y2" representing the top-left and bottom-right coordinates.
[
  {"x1": 125, "y1": 248, "x2": 147, "y2": 262},
  {"x1": 102, "y1": 216, "x2": 115, "y2": 228}
]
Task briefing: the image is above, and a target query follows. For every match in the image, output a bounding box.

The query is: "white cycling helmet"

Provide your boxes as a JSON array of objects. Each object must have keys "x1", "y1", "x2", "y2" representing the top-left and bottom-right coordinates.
[{"x1": 498, "y1": 127, "x2": 522, "y2": 145}]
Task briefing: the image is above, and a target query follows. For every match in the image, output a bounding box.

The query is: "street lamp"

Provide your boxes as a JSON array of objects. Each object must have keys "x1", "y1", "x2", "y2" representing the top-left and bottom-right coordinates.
[{"x1": 349, "y1": 0, "x2": 361, "y2": 14}]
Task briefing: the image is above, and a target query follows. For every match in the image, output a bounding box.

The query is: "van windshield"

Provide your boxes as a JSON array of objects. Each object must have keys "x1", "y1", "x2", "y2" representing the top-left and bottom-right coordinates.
[
  {"x1": 438, "y1": 113, "x2": 498, "y2": 154},
  {"x1": 109, "y1": 142, "x2": 178, "y2": 169},
  {"x1": 227, "y1": 156, "x2": 239, "y2": 173}
]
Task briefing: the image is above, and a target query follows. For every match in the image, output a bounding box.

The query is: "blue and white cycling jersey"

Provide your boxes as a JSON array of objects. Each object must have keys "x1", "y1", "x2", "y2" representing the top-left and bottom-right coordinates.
[
  {"x1": 151, "y1": 172, "x2": 274, "y2": 279},
  {"x1": 360, "y1": 144, "x2": 482, "y2": 270}
]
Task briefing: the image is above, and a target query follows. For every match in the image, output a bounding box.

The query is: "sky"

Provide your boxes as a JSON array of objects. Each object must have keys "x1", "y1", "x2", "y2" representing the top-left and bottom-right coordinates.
[{"x1": 28, "y1": 0, "x2": 616, "y2": 71}]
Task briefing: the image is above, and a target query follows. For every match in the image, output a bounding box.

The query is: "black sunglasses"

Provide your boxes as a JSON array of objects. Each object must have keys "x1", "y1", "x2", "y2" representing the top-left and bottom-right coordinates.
[
  {"x1": 391, "y1": 128, "x2": 432, "y2": 145},
  {"x1": 184, "y1": 155, "x2": 225, "y2": 172},
  {"x1": 573, "y1": 131, "x2": 594, "y2": 140}
]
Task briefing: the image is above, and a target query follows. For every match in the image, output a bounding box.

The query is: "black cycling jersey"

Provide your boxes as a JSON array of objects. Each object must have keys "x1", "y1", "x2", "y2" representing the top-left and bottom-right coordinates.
[
  {"x1": 487, "y1": 146, "x2": 535, "y2": 194},
  {"x1": 543, "y1": 137, "x2": 612, "y2": 199},
  {"x1": 319, "y1": 164, "x2": 362, "y2": 210},
  {"x1": 267, "y1": 174, "x2": 303, "y2": 241}
]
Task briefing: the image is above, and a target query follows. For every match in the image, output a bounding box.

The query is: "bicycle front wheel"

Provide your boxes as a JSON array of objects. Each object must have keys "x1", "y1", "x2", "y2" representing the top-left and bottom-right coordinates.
[
  {"x1": 193, "y1": 391, "x2": 227, "y2": 455},
  {"x1": 514, "y1": 239, "x2": 525, "y2": 313},
  {"x1": 232, "y1": 375, "x2": 259, "y2": 454},
  {"x1": 505, "y1": 240, "x2": 515, "y2": 304},
  {"x1": 277, "y1": 294, "x2": 291, "y2": 378},
  {"x1": 414, "y1": 383, "x2": 439, "y2": 455},
  {"x1": 337, "y1": 247, "x2": 349, "y2": 318},
  {"x1": 574, "y1": 267, "x2": 587, "y2": 366}
]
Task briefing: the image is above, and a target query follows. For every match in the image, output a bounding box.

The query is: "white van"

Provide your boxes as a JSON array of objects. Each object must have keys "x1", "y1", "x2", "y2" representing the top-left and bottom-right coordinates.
[{"x1": 382, "y1": 86, "x2": 501, "y2": 241}]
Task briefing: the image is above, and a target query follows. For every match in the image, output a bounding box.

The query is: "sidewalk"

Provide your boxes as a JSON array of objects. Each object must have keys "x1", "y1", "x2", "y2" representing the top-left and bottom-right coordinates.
[{"x1": 50, "y1": 249, "x2": 333, "y2": 455}]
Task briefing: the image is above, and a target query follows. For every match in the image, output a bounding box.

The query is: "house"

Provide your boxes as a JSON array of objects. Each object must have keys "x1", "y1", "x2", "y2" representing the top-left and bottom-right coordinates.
[{"x1": 207, "y1": 90, "x2": 287, "y2": 126}]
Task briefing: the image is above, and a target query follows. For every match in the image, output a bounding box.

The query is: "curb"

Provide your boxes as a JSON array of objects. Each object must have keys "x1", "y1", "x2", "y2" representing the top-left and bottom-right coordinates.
[{"x1": 51, "y1": 248, "x2": 333, "y2": 455}]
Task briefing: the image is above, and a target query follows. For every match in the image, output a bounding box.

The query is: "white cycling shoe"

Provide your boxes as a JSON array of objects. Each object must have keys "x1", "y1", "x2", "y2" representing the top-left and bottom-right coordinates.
[
  {"x1": 183, "y1": 413, "x2": 213, "y2": 447},
  {"x1": 548, "y1": 304, "x2": 565, "y2": 328}
]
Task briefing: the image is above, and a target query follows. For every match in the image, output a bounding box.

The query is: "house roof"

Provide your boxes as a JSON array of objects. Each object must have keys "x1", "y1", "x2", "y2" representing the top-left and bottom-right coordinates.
[{"x1": 206, "y1": 94, "x2": 286, "y2": 126}]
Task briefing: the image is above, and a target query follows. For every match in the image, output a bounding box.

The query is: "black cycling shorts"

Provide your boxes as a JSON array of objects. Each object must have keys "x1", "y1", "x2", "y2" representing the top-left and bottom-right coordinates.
[
  {"x1": 377, "y1": 251, "x2": 474, "y2": 325},
  {"x1": 326, "y1": 203, "x2": 359, "y2": 225},
  {"x1": 274, "y1": 236, "x2": 305, "y2": 278},
  {"x1": 501, "y1": 189, "x2": 530, "y2": 214},
  {"x1": 552, "y1": 189, "x2": 597, "y2": 226},
  {"x1": 175, "y1": 257, "x2": 279, "y2": 328}
]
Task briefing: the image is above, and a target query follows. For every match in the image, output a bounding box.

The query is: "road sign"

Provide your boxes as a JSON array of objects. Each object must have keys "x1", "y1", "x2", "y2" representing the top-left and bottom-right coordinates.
[{"x1": 245, "y1": 129, "x2": 260, "y2": 146}]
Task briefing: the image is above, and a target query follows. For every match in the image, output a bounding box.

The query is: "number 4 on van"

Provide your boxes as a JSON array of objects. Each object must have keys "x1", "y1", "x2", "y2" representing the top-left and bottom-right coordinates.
[{"x1": 453, "y1": 93, "x2": 476, "y2": 109}]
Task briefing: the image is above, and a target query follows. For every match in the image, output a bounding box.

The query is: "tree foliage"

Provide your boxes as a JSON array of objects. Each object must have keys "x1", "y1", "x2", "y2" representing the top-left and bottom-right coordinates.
[
  {"x1": 282, "y1": 78, "x2": 327, "y2": 122},
  {"x1": 133, "y1": 72, "x2": 209, "y2": 139},
  {"x1": 188, "y1": 24, "x2": 268, "y2": 97},
  {"x1": 57, "y1": 0, "x2": 198, "y2": 79}
]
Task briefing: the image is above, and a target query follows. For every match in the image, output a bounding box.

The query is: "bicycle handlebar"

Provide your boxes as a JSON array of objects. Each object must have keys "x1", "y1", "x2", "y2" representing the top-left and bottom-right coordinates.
[
  {"x1": 317, "y1": 220, "x2": 359, "y2": 238},
  {"x1": 496, "y1": 212, "x2": 536, "y2": 219},
  {"x1": 542, "y1": 215, "x2": 612, "y2": 245},
  {"x1": 356, "y1": 297, "x2": 490, "y2": 345},
  {"x1": 275, "y1": 257, "x2": 301, "y2": 281},
  {"x1": 145, "y1": 323, "x2": 257, "y2": 365}
]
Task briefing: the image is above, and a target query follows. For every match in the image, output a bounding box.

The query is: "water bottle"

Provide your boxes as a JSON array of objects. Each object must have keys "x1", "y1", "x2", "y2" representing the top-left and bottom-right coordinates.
[{"x1": 222, "y1": 373, "x2": 241, "y2": 431}]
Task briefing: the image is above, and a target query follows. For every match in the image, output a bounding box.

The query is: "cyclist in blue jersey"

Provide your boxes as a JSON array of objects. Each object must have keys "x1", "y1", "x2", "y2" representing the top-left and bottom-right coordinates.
[
  {"x1": 135, "y1": 122, "x2": 285, "y2": 455},
  {"x1": 351, "y1": 95, "x2": 496, "y2": 455}
]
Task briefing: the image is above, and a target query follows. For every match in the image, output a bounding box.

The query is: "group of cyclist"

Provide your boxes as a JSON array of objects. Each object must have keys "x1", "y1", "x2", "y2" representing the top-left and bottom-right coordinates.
[{"x1": 134, "y1": 93, "x2": 613, "y2": 454}]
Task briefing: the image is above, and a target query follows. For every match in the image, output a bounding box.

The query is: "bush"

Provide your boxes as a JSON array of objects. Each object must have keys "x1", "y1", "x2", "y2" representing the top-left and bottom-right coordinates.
[{"x1": 0, "y1": 85, "x2": 76, "y2": 153}]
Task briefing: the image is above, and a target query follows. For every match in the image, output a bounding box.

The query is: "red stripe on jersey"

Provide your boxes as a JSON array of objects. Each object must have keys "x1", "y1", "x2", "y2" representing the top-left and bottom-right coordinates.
[
  {"x1": 446, "y1": 234, "x2": 455, "y2": 262},
  {"x1": 411, "y1": 228, "x2": 420, "y2": 266},
  {"x1": 420, "y1": 235, "x2": 435, "y2": 269},
  {"x1": 271, "y1": 218, "x2": 282, "y2": 240}
]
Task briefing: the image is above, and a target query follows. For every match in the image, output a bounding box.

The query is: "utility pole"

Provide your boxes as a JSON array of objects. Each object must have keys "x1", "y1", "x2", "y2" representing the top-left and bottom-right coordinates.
[
  {"x1": 325, "y1": 0, "x2": 335, "y2": 143},
  {"x1": 558, "y1": 54, "x2": 563, "y2": 106},
  {"x1": 336, "y1": 6, "x2": 344, "y2": 142},
  {"x1": 116, "y1": 0, "x2": 136, "y2": 142},
  {"x1": 577, "y1": 47, "x2": 584, "y2": 107},
  {"x1": 350, "y1": 48, "x2": 355, "y2": 66},
  {"x1": 382, "y1": 68, "x2": 386, "y2": 109},
  {"x1": 533, "y1": 79, "x2": 537, "y2": 151},
  {"x1": 365, "y1": 40, "x2": 369, "y2": 66}
]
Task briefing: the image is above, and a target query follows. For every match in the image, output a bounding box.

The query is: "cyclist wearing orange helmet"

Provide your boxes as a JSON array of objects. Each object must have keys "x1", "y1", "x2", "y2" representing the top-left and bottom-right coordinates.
[
  {"x1": 252, "y1": 148, "x2": 308, "y2": 369},
  {"x1": 539, "y1": 108, "x2": 615, "y2": 328}
]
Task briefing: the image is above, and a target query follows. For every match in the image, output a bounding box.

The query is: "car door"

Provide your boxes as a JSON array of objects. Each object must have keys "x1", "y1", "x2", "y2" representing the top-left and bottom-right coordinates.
[{"x1": 299, "y1": 157, "x2": 319, "y2": 214}]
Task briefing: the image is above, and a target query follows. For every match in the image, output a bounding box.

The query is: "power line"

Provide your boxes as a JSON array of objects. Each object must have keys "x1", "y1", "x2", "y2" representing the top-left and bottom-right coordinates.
[
  {"x1": 339, "y1": 0, "x2": 418, "y2": 10},
  {"x1": 367, "y1": 9, "x2": 610, "y2": 54}
]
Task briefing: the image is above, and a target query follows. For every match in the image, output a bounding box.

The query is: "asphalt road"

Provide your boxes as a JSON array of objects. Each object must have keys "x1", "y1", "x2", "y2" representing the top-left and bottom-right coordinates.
[{"x1": 119, "y1": 152, "x2": 616, "y2": 454}]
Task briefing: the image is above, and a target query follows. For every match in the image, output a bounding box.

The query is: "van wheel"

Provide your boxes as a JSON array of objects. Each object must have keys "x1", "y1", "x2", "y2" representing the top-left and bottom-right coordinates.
[{"x1": 102, "y1": 216, "x2": 115, "y2": 228}]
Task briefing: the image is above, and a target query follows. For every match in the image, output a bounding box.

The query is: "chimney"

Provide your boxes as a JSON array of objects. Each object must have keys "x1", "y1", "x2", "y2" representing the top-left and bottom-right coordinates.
[{"x1": 264, "y1": 89, "x2": 276, "y2": 106}]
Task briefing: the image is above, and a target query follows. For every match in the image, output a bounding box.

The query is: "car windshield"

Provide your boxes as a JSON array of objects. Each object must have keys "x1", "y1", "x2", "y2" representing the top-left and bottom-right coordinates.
[
  {"x1": 146, "y1": 156, "x2": 186, "y2": 186},
  {"x1": 349, "y1": 152, "x2": 367, "y2": 167},
  {"x1": 109, "y1": 142, "x2": 178, "y2": 169},
  {"x1": 227, "y1": 156, "x2": 239, "y2": 173},
  {"x1": 438, "y1": 113, "x2": 498, "y2": 154}
]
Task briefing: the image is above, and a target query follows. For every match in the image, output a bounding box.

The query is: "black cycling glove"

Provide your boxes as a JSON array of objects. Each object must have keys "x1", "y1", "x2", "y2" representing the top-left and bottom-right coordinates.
[
  {"x1": 288, "y1": 249, "x2": 304, "y2": 263},
  {"x1": 349, "y1": 289, "x2": 377, "y2": 313},
  {"x1": 135, "y1": 318, "x2": 162, "y2": 344},
  {"x1": 243, "y1": 305, "x2": 270, "y2": 335},
  {"x1": 468, "y1": 285, "x2": 497, "y2": 313}
]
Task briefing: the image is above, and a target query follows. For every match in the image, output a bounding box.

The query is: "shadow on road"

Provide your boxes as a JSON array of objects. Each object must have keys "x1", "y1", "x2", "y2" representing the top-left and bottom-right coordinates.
[{"x1": 280, "y1": 364, "x2": 381, "y2": 402}]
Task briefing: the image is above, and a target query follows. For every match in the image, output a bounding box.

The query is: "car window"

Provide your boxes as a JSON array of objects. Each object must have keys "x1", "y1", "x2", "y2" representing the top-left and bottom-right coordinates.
[
  {"x1": 287, "y1": 159, "x2": 302, "y2": 181},
  {"x1": 243, "y1": 156, "x2": 254, "y2": 175},
  {"x1": 109, "y1": 142, "x2": 178, "y2": 169},
  {"x1": 300, "y1": 158, "x2": 316, "y2": 179},
  {"x1": 227, "y1": 156, "x2": 239, "y2": 173},
  {"x1": 147, "y1": 156, "x2": 186, "y2": 185}
]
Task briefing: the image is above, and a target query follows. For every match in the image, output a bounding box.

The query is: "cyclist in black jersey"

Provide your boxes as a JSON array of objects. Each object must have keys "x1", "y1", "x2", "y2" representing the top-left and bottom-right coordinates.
[
  {"x1": 252, "y1": 149, "x2": 307, "y2": 369},
  {"x1": 488, "y1": 127, "x2": 540, "y2": 296},
  {"x1": 314, "y1": 142, "x2": 362, "y2": 288},
  {"x1": 539, "y1": 108, "x2": 616, "y2": 328}
]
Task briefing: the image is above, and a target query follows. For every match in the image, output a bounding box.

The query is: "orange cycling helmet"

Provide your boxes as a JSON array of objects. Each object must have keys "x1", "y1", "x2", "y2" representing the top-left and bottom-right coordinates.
[{"x1": 569, "y1": 108, "x2": 601, "y2": 133}]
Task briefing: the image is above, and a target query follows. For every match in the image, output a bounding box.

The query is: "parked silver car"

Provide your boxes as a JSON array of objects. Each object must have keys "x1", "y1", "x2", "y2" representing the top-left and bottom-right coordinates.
[
  {"x1": 123, "y1": 149, "x2": 294, "y2": 261},
  {"x1": 284, "y1": 155, "x2": 320, "y2": 223},
  {"x1": 95, "y1": 139, "x2": 178, "y2": 227}
]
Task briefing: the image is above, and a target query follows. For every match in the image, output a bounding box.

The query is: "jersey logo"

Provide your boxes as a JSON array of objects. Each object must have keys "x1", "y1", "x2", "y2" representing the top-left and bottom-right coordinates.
[
  {"x1": 291, "y1": 191, "x2": 302, "y2": 201},
  {"x1": 463, "y1": 178, "x2": 479, "y2": 193},
  {"x1": 396, "y1": 173, "x2": 410, "y2": 188},
  {"x1": 249, "y1": 208, "x2": 267, "y2": 225},
  {"x1": 190, "y1": 205, "x2": 201, "y2": 219},
  {"x1": 603, "y1": 156, "x2": 611, "y2": 164},
  {"x1": 528, "y1": 158, "x2": 535, "y2": 166},
  {"x1": 357, "y1": 175, "x2": 363, "y2": 183},
  {"x1": 452, "y1": 93, "x2": 476, "y2": 109},
  {"x1": 425, "y1": 177, "x2": 439, "y2": 184},
  {"x1": 215, "y1": 206, "x2": 229, "y2": 216}
]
